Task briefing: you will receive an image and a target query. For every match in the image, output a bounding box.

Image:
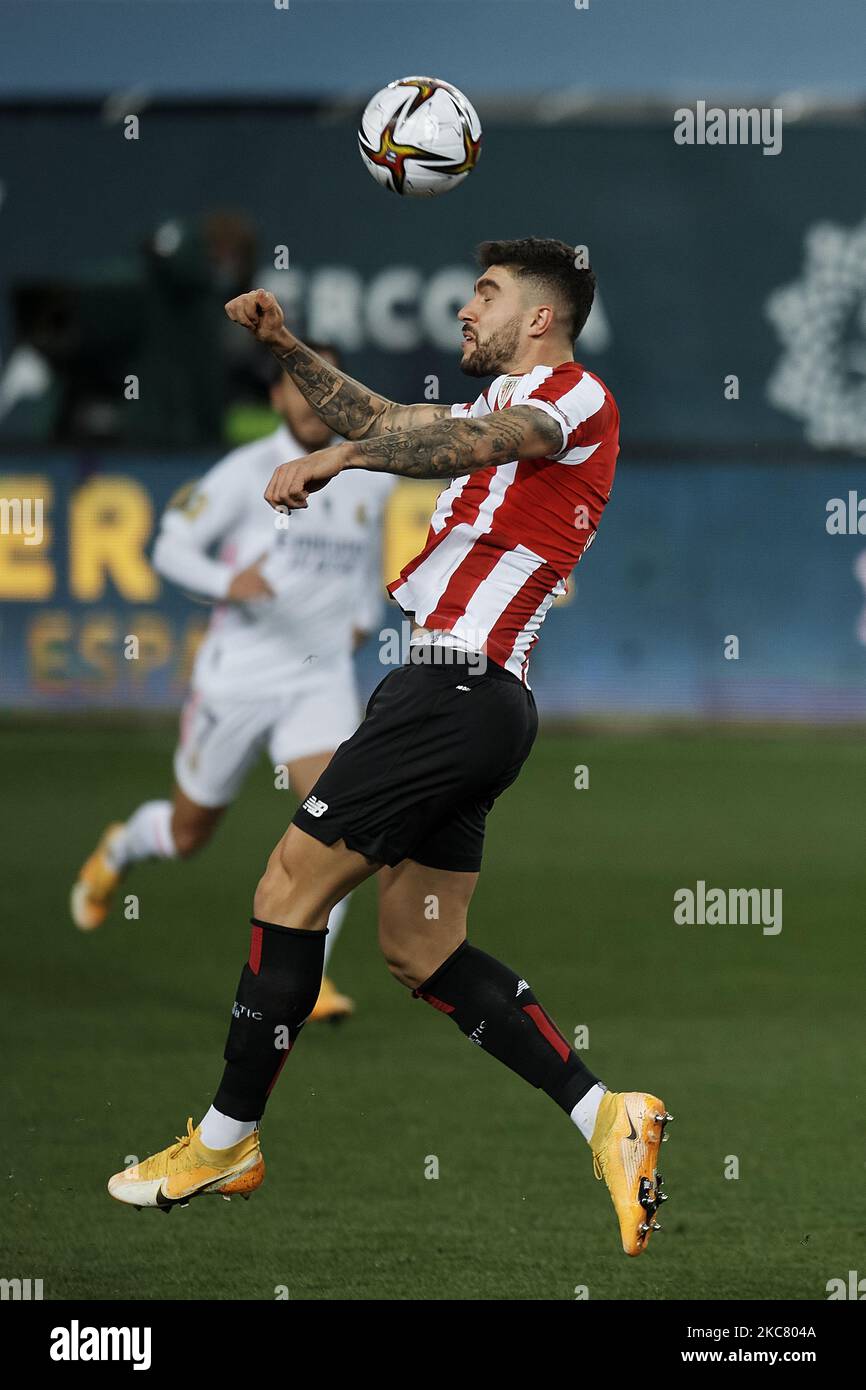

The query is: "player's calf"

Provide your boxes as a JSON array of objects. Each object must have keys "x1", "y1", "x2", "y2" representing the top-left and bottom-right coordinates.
[
  {"x1": 213, "y1": 917, "x2": 327, "y2": 1122},
  {"x1": 169, "y1": 796, "x2": 225, "y2": 858},
  {"x1": 210, "y1": 837, "x2": 374, "y2": 1133},
  {"x1": 411, "y1": 941, "x2": 673, "y2": 1257},
  {"x1": 413, "y1": 942, "x2": 602, "y2": 1112}
]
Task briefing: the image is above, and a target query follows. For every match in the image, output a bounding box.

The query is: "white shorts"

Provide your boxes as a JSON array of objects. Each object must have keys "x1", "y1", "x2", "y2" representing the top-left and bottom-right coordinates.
[{"x1": 173, "y1": 667, "x2": 361, "y2": 809}]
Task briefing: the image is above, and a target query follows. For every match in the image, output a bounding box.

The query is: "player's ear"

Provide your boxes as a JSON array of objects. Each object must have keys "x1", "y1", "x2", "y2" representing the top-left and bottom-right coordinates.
[{"x1": 528, "y1": 304, "x2": 554, "y2": 338}]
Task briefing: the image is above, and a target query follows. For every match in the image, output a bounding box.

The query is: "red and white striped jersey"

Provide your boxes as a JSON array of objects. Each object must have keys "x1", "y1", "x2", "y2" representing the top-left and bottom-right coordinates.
[{"x1": 387, "y1": 361, "x2": 620, "y2": 684}]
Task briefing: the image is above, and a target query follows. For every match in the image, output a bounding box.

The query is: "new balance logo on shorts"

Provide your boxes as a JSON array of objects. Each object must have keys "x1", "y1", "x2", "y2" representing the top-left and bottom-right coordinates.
[
  {"x1": 301, "y1": 796, "x2": 329, "y2": 819},
  {"x1": 516, "y1": 979, "x2": 530, "y2": 997}
]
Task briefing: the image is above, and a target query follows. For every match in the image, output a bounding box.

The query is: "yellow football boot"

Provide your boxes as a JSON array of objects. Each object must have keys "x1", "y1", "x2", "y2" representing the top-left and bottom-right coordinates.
[
  {"x1": 108, "y1": 1119, "x2": 264, "y2": 1211},
  {"x1": 307, "y1": 975, "x2": 355, "y2": 1023},
  {"x1": 70, "y1": 822, "x2": 126, "y2": 931},
  {"x1": 590, "y1": 1090, "x2": 672, "y2": 1256}
]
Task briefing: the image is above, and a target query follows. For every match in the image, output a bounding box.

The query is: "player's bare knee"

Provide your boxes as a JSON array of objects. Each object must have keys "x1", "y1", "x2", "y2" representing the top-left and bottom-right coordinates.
[
  {"x1": 252, "y1": 834, "x2": 337, "y2": 929},
  {"x1": 379, "y1": 921, "x2": 405, "y2": 981},
  {"x1": 382, "y1": 951, "x2": 422, "y2": 991},
  {"x1": 253, "y1": 854, "x2": 295, "y2": 920},
  {"x1": 379, "y1": 922, "x2": 428, "y2": 990}
]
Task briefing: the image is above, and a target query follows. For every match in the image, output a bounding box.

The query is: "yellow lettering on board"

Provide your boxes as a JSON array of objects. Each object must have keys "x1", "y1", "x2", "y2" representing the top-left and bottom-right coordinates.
[
  {"x1": 0, "y1": 476, "x2": 53, "y2": 599},
  {"x1": 28, "y1": 610, "x2": 72, "y2": 691},
  {"x1": 70, "y1": 477, "x2": 158, "y2": 601}
]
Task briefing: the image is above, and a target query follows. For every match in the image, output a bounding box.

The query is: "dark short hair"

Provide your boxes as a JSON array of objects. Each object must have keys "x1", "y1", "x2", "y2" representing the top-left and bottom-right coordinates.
[
  {"x1": 266, "y1": 340, "x2": 340, "y2": 387},
  {"x1": 476, "y1": 237, "x2": 596, "y2": 342}
]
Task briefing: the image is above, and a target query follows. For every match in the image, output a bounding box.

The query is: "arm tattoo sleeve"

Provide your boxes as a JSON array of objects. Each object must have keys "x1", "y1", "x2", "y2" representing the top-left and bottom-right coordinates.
[
  {"x1": 350, "y1": 406, "x2": 564, "y2": 478},
  {"x1": 271, "y1": 339, "x2": 388, "y2": 438},
  {"x1": 270, "y1": 339, "x2": 452, "y2": 440}
]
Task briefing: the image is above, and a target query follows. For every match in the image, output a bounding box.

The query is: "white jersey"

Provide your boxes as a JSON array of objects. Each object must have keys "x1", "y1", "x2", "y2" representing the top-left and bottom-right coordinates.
[{"x1": 153, "y1": 424, "x2": 395, "y2": 701}]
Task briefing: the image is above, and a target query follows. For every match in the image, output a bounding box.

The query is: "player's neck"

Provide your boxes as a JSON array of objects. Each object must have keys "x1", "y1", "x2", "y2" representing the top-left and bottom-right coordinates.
[{"x1": 505, "y1": 346, "x2": 574, "y2": 375}]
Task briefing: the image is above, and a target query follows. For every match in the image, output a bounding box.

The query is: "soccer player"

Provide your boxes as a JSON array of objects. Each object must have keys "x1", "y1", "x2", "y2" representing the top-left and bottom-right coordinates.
[
  {"x1": 108, "y1": 239, "x2": 671, "y2": 1256},
  {"x1": 73, "y1": 352, "x2": 394, "y2": 1022}
]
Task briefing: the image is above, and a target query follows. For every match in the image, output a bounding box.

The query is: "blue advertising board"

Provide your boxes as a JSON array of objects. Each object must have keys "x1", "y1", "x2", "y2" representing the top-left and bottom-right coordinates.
[{"x1": 2, "y1": 454, "x2": 865, "y2": 720}]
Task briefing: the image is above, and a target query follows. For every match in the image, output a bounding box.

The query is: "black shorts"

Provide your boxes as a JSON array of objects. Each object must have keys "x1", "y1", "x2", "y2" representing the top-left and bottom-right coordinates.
[{"x1": 292, "y1": 649, "x2": 538, "y2": 872}]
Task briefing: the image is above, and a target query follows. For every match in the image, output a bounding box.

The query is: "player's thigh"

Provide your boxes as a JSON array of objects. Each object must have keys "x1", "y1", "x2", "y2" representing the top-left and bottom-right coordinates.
[
  {"x1": 255, "y1": 823, "x2": 380, "y2": 929},
  {"x1": 175, "y1": 692, "x2": 272, "y2": 809},
  {"x1": 377, "y1": 859, "x2": 479, "y2": 987},
  {"x1": 170, "y1": 784, "x2": 226, "y2": 856}
]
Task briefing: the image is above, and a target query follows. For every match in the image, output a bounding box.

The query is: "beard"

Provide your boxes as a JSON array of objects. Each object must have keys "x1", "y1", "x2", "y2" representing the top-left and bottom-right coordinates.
[{"x1": 459, "y1": 314, "x2": 523, "y2": 378}]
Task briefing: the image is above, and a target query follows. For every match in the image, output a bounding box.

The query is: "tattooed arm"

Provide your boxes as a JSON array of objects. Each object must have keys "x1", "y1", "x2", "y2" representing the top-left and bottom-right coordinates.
[
  {"x1": 262, "y1": 406, "x2": 565, "y2": 511},
  {"x1": 225, "y1": 287, "x2": 451, "y2": 439},
  {"x1": 270, "y1": 334, "x2": 452, "y2": 438},
  {"x1": 346, "y1": 406, "x2": 564, "y2": 478}
]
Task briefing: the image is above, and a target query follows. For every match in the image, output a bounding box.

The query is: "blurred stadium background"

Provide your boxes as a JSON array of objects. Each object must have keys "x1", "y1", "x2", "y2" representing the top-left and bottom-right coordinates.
[
  {"x1": 3, "y1": 0, "x2": 866, "y2": 1303},
  {"x1": 3, "y1": 0, "x2": 866, "y2": 718}
]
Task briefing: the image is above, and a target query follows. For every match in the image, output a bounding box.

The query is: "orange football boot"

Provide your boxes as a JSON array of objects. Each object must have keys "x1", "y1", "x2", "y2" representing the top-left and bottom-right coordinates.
[
  {"x1": 307, "y1": 975, "x2": 355, "y2": 1023},
  {"x1": 590, "y1": 1090, "x2": 673, "y2": 1256},
  {"x1": 70, "y1": 823, "x2": 126, "y2": 931},
  {"x1": 108, "y1": 1119, "x2": 264, "y2": 1211}
]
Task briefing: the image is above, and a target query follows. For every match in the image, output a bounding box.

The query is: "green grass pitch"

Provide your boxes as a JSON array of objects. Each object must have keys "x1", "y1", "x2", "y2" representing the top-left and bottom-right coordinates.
[{"x1": 2, "y1": 722, "x2": 864, "y2": 1300}]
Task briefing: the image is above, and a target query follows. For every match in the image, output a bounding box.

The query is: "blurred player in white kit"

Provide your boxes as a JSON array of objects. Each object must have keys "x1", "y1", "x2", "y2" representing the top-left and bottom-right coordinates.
[{"x1": 71, "y1": 349, "x2": 395, "y2": 1022}]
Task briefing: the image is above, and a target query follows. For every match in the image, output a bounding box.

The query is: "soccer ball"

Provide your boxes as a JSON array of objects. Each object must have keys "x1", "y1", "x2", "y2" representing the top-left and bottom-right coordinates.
[{"x1": 358, "y1": 76, "x2": 482, "y2": 197}]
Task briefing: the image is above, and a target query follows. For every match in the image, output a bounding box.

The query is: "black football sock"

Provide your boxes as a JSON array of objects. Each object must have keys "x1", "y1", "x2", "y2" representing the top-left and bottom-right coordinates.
[
  {"x1": 414, "y1": 942, "x2": 600, "y2": 1114},
  {"x1": 213, "y1": 918, "x2": 326, "y2": 1123}
]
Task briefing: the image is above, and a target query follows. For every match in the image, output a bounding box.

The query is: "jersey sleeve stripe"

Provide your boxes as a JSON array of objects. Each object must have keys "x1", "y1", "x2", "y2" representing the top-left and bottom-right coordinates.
[
  {"x1": 517, "y1": 398, "x2": 571, "y2": 456},
  {"x1": 529, "y1": 369, "x2": 605, "y2": 419}
]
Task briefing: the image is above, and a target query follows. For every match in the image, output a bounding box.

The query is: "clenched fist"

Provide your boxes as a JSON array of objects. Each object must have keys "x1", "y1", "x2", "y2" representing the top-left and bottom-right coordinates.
[
  {"x1": 224, "y1": 288, "x2": 288, "y2": 346},
  {"x1": 264, "y1": 444, "x2": 352, "y2": 511}
]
